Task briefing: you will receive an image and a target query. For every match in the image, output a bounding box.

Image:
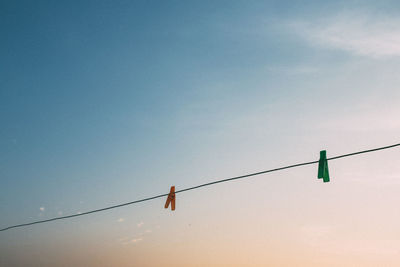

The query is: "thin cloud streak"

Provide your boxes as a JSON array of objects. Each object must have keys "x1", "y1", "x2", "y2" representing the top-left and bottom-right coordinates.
[
  {"x1": 291, "y1": 12, "x2": 400, "y2": 58},
  {"x1": 120, "y1": 237, "x2": 143, "y2": 245},
  {"x1": 318, "y1": 105, "x2": 400, "y2": 132}
]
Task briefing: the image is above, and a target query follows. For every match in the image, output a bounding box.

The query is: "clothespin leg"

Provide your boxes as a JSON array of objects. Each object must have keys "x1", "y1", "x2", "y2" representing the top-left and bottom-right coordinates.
[
  {"x1": 323, "y1": 161, "x2": 330, "y2": 183},
  {"x1": 318, "y1": 150, "x2": 326, "y2": 179},
  {"x1": 171, "y1": 194, "x2": 175, "y2": 211}
]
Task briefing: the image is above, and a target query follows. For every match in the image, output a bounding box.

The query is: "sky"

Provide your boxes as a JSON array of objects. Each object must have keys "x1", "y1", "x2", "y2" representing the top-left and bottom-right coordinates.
[{"x1": 1, "y1": 0, "x2": 400, "y2": 266}]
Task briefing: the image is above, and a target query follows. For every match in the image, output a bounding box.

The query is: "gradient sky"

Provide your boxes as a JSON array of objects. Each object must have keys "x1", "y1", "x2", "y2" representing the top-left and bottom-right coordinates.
[{"x1": 1, "y1": 1, "x2": 400, "y2": 266}]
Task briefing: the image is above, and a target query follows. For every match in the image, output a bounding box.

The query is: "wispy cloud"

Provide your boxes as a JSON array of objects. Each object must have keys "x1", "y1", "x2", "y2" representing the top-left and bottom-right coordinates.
[
  {"x1": 332, "y1": 239, "x2": 400, "y2": 255},
  {"x1": 120, "y1": 237, "x2": 143, "y2": 245},
  {"x1": 292, "y1": 12, "x2": 400, "y2": 58},
  {"x1": 301, "y1": 225, "x2": 334, "y2": 247},
  {"x1": 319, "y1": 104, "x2": 400, "y2": 132},
  {"x1": 302, "y1": 225, "x2": 333, "y2": 239},
  {"x1": 117, "y1": 226, "x2": 153, "y2": 246},
  {"x1": 265, "y1": 65, "x2": 319, "y2": 75}
]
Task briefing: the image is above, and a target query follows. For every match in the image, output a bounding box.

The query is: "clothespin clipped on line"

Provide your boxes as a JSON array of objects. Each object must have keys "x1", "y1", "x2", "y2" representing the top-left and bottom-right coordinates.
[
  {"x1": 164, "y1": 186, "x2": 175, "y2": 211},
  {"x1": 318, "y1": 150, "x2": 330, "y2": 183}
]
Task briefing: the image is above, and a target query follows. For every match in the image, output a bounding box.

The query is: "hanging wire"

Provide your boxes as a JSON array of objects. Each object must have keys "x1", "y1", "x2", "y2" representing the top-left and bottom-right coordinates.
[{"x1": 1, "y1": 142, "x2": 399, "y2": 232}]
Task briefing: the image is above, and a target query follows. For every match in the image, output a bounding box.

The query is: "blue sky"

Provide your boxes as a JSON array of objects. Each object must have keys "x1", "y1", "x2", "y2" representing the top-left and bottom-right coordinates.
[{"x1": 1, "y1": 1, "x2": 400, "y2": 266}]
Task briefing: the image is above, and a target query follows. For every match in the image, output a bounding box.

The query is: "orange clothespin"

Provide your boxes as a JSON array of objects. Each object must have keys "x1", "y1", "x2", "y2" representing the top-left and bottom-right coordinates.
[{"x1": 164, "y1": 186, "x2": 175, "y2": 211}]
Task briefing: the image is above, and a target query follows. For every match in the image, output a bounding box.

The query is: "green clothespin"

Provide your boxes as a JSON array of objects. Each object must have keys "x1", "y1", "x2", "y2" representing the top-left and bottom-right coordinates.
[{"x1": 318, "y1": 150, "x2": 330, "y2": 183}]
